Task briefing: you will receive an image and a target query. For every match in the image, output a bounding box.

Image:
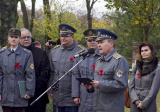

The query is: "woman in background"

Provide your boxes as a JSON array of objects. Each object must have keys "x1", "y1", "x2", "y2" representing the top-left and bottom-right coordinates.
[{"x1": 129, "y1": 42, "x2": 160, "y2": 112}]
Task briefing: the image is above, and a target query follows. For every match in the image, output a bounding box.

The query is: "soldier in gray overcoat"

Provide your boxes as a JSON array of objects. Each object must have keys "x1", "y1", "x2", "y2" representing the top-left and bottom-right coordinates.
[
  {"x1": 84, "y1": 29, "x2": 129, "y2": 112},
  {"x1": 72, "y1": 29, "x2": 101, "y2": 112},
  {"x1": 47, "y1": 24, "x2": 85, "y2": 112},
  {"x1": 0, "y1": 28, "x2": 35, "y2": 112},
  {"x1": 129, "y1": 42, "x2": 160, "y2": 112}
]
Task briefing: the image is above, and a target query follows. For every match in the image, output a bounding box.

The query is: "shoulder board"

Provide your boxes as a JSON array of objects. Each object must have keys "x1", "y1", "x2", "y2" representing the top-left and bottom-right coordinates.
[
  {"x1": 2, "y1": 46, "x2": 7, "y2": 49},
  {"x1": 78, "y1": 45, "x2": 85, "y2": 49},
  {"x1": 76, "y1": 48, "x2": 85, "y2": 55},
  {"x1": 113, "y1": 53, "x2": 121, "y2": 60},
  {"x1": 76, "y1": 45, "x2": 85, "y2": 55},
  {"x1": 51, "y1": 45, "x2": 60, "y2": 50},
  {"x1": 0, "y1": 47, "x2": 5, "y2": 52},
  {"x1": 24, "y1": 48, "x2": 31, "y2": 53},
  {"x1": 96, "y1": 56, "x2": 103, "y2": 61}
]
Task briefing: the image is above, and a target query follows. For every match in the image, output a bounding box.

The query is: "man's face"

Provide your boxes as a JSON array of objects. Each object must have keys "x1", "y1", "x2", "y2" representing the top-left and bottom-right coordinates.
[
  {"x1": 98, "y1": 39, "x2": 114, "y2": 56},
  {"x1": 8, "y1": 36, "x2": 20, "y2": 47},
  {"x1": 60, "y1": 34, "x2": 74, "y2": 47},
  {"x1": 86, "y1": 39, "x2": 98, "y2": 50},
  {"x1": 20, "y1": 30, "x2": 32, "y2": 48}
]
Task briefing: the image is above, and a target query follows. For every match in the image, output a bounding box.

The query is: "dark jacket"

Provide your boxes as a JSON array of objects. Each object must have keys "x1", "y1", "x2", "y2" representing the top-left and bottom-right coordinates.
[{"x1": 26, "y1": 44, "x2": 50, "y2": 112}]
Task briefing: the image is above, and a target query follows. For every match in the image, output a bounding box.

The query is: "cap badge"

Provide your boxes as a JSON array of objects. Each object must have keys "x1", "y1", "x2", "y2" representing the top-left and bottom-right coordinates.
[
  {"x1": 98, "y1": 31, "x2": 100, "y2": 36},
  {"x1": 62, "y1": 26, "x2": 65, "y2": 30},
  {"x1": 13, "y1": 29, "x2": 15, "y2": 32},
  {"x1": 89, "y1": 31, "x2": 92, "y2": 35}
]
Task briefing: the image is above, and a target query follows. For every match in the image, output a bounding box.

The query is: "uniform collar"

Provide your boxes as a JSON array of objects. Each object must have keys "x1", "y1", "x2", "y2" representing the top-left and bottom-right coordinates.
[
  {"x1": 60, "y1": 41, "x2": 76, "y2": 51},
  {"x1": 7, "y1": 45, "x2": 21, "y2": 55},
  {"x1": 102, "y1": 49, "x2": 117, "y2": 61},
  {"x1": 93, "y1": 49, "x2": 101, "y2": 57},
  {"x1": 85, "y1": 48, "x2": 101, "y2": 57}
]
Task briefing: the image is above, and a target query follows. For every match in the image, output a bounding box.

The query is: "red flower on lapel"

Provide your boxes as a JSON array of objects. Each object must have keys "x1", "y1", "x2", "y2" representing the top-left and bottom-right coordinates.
[
  {"x1": 98, "y1": 70, "x2": 103, "y2": 76},
  {"x1": 15, "y1": 62, "x2": 20, "y2": 68},
  {"x1": 137, "y1": 73, "x2": 140, "y2": 78},
  {"x1": 70, "y1": 57, "x2": 73, "y2": 61},
  {"x1": 92, "y1": 64, "x2": 95, "y2": 70}
]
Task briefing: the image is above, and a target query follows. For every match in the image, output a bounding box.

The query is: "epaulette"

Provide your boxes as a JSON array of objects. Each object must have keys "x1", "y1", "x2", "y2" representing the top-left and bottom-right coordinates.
[
  {"x1": 51, "y1": 45, "x2": 60, "y2": 51},
  {"x1": 0, "y1": 47, "x2": 5, "y2": 52},
  {"x1": 78, "y1": 45, "x2": 85, "y2": 49},
  {"x1": 76, "y1": 45, "x2": 85, "y2": 55},
  {"x1": 24, "y1": 48, "x2": 31, "y2": 54},
  {"x1": 113, "y1": 53, "x2": 121, "y2": 60},
  {"x1": 2, "y1": 46, "x2": 7, "y2": 49},
  {"x1": 96, "y1": 56, "x2": 103, "y2": 61},
  {"x1": 76, "y1": 48, "x2": 85, "y2": 55}
]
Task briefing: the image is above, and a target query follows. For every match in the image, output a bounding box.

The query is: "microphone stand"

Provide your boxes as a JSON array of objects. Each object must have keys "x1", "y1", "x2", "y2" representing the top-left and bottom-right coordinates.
[{"x1": 30, "y1": 56, "x2": 87, "y2": 106}]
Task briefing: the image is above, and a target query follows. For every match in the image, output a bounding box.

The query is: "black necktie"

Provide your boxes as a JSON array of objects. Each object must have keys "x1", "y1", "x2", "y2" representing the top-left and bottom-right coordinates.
[{"x1": 12, "y1": 49, "x2": 14, "y2": 53}]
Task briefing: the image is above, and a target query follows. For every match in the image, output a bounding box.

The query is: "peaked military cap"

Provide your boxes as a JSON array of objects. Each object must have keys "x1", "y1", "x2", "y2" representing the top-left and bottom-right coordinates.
[
  {"x1": 83, "y1": 29, "x2": 98, "y2": 41},
  {"x1": 59, "y1": 24, "x2": 76, "y2": 35},
  {"x1": 8, "y1": 28, "x2": 21, "y2": 36},
  {"x1": 96, "y1": 29, "x2": 118, "y2": 42}
]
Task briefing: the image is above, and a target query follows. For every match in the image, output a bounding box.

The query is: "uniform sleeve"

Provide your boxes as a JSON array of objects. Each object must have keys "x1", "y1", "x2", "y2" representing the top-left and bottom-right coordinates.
[
  {"x1": 72, "y1": 57, "x2": 80, "y2": 98},
  {"x1": 141, "y1": 67, "x2": 160, "y2": 108},
  {"x1": 47, "y1": 51, "x2": 54, "y2": 94},
  {"x1": 99, "y1": 57, "x2": 129, "y2": 92},
  {"x1": 128, "y1": 64, "x2": 139, "y2": 103},
  {"x1": 25, "y1": 53, "x2": 35, "y2": 97},
  {"x1": 0, "y1": 53, "x2": 2, "y2": 93}
]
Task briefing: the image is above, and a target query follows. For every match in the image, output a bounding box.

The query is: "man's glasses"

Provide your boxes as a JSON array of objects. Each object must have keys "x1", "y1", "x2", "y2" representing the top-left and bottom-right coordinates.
[{"x1": 20, "y1": 36, "x2": 31, "y2": 39}]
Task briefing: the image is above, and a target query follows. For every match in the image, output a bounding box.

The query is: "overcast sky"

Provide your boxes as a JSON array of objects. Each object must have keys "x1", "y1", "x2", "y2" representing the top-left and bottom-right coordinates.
[{"x1": 18, "y1": 0, "x2": 110, "y2": 18}]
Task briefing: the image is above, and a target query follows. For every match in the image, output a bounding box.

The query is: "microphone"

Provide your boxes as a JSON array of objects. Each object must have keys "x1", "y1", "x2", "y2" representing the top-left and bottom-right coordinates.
[{"x1": 74, "y1": 48, "x2": 95, "y2": 58}]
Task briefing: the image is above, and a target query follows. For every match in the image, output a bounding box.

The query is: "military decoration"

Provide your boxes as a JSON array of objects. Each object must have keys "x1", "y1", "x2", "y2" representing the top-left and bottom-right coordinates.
[
  {"x1": 116, "y1": 70, "x2": 123, "y2": 77},
  {"x1": 62, "y1": 26, "x2": 65, "y2": 30},
  {"x1": 137, "y1": 73, "x2": 140, "y2": 78},
  {"x1": 15, "y1": 62, "x2": 20, "y2": 68},
  {"x1": 92, "y1": 64, "x2": 95, "y2": 70},
  {"x1": 98, "y1": 70, "x2": 103, "y2": 76},
  {"x1": 70, "y1": 57, "x2": 73, "y2": 61},
  {"x1": 30, "y1": 63, "x2": 34, "y2": 69},
  {"x1": 89, "y1": 30, "x2": 92, "y2": 35}
]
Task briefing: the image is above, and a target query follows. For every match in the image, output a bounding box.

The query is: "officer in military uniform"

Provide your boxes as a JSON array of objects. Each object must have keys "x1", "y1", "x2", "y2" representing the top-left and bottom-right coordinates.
[
  {"x1": 48, "y1": 24, "x2": 85, "y2": 112},
  {"x1": 72, "y1": 29, "x2": 101, "y2": 112},
  {"x1": 0, "y1": 28, "x2": 35, "y2": 112},
  {"x1": 84, "y1": 29, "x2": 129, "y2": 112}
]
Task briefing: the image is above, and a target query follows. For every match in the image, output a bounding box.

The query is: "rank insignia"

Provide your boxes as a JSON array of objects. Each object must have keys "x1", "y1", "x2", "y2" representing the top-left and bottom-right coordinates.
[
  {"x1": 30, "y1": 63, "x2": 34, "y2": 69},
  {"x1": 98, "y1": 31, "x2": 100, "y2": 36},
  {"x1": 116, "y1": 70, "x2": 123, "y2": 77},
  {"x1": 89, "y1": 30, "x2": 92, "y2": 35}
]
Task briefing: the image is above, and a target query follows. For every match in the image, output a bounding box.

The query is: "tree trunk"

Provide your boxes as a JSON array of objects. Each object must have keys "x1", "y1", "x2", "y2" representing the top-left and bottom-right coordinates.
[
  {"x1": 0, "y1": 0, "x2": 20, "y2": 47},
  {"x1": 43, "y1": 0, "x2": 51, "y2": 41},
  {"x1": 29, "y1": 0, "x2": 36, "y2": 32},
  {"x1": 86, "y1": 0, "x2": 97, "y2": 29},
  {"x1": 20, "y1": 0, "x2": 29, "y2": 29}
]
